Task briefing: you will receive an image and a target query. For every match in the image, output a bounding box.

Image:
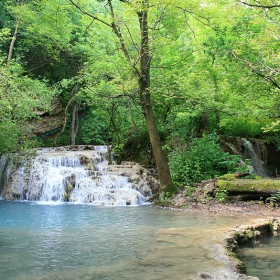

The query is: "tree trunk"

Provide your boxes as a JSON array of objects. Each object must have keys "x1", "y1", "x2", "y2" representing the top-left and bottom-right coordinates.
[
  {"x1": 110, "y1": 115, "x2": 121, "y2": 145},
  {"x1": 71, "y1": 83, "x2": 80, "y2": 145},
  {"x1": 54, "y1": 83, "x2": 80, "y2": 146},
  {"x1": 7, "y1": 17, "x2": 20, "y2": 64},
  {"x1": 71, "y1": 100, "x2": 78, "y2": 145},
  {"x1": 69, "y1": 0, "x2": 176, "y2": 196},
  {"x1": 141, "y1": 95, "x2": 174, "y2": 194},
  {"x1": 137, "y1": 3, "x2": 175, "y2": 196}
]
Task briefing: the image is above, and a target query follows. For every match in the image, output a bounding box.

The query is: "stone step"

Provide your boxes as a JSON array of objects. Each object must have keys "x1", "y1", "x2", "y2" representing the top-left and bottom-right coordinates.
[{"x1": 108, "y1": 165, "x2": 133, "y2": 169}]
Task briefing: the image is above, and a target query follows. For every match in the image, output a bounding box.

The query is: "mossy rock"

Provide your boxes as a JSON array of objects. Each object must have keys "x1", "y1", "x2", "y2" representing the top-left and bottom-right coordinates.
[
  {"x1": 218, "y1": 174, "x2": 237, "y2": 181},
  {"x1": 216, "y1": 179, "x2": 280, "y2": 193}
]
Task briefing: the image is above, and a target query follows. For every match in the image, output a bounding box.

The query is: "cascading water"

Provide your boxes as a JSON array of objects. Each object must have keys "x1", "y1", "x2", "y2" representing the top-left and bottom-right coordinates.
[
  {"x1": 241, "y1": 138, "x2": 269, "y2": 177},
  {"x1": 0, "y1": 146, "x2": 154, "y2": 206},
  {"x1": 222, "y1": 137, "x2": 269, "y2": 177}
]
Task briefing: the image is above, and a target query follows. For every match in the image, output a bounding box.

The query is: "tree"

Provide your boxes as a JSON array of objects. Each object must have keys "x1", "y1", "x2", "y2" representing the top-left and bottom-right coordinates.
[
  {"x1": 0, "y1": 56, "x2": 54, "y2": 153},
  {"x1": 68, "y1": 0, "x2": 176, "y2": 196}
]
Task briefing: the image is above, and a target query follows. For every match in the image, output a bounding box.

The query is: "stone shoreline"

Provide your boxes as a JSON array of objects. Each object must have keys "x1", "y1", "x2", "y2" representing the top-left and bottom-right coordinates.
[
  {"x1": 192, "y1": 202, "x2": 280, "y2": 280},
  {"x1": 224, "y1": 217, "x2": 280, "y2": 280}
]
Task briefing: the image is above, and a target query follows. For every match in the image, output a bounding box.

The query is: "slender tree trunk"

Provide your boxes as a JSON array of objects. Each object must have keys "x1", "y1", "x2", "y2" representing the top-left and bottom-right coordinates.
[
  {"x1": 110, "y1": 115, "x2": 121, "y2": 145},
  {"x1": 71, "y1": 83, "x2": 80, "y2": 145},
  {"x1": 54, "y1": 83, "x2": 80, "y2": 146},
  {"x1": 71, "y1": 100, "x2": 78, "y2": 145},
  {"x1": 141, "y1": 95, "x2": 174, "y2": 193},
  {"x1": 7, "y1": 17, "x2": 20, "y2": 64},
  {"x1": 69, "y1": 0, "x2": 176, "y2": 196},
  {"x1": 137, "y1": 3, "x2": 175, "y2": 195}
]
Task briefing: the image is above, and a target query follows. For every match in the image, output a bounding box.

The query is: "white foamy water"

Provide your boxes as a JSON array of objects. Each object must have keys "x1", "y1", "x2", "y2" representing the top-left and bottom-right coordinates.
[{"x1": 0, "y1": 146, "x2": 153, "y2": 206}]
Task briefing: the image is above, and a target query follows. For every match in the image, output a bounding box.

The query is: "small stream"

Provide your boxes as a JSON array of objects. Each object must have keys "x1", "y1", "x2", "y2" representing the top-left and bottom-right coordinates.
[{"x1": 0, "y1": 201, "x2": 262, "y2": 280}]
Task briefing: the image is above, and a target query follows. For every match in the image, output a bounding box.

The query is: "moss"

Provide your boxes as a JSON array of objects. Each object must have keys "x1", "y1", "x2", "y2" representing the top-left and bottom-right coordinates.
[
  {"x1": 157, "y1": 183, "x2": 177, "y2": 200},
  {"x1": 153, "y1": 199, "x2": 174, "y2": 208},
  {"x1": 237, "y1": 262, "x2": 247, "y2": 274},
  {"x1": 164, "y1": 183, "x2": 177, "y2": 195},
  {"x1": 218, "y1": 174, "x2": 237, "y2": 181},
  {"x1": 229, "y1": 251, "x2": 238, "y2": 259},
  {"x1": 225, "y1": 219, "x2": 279, "y2": 276},
  {"x1": 216, "y1": 179, "x2": 280, "y2": 192},
  {"x1": 245, "y1": 229, "x2": 254, "y2": 239},
  {"x1": 67, "y1": 185, "x2": 74, "y2": 192},
  {"x1": 268, "y1": 222, "x2": 274, "y2": 232},
  {"x1": 63, "y1": 192, "x2": 69, "y2": 202}
]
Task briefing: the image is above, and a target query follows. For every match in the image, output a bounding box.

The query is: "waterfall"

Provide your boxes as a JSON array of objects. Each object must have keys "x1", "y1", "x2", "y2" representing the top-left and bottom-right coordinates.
[
  {"x1": 222, "y1": 137, "x2": 269, "y2": 177},
  {"x1": 241, "y1": 138, "x2": 269, "y2": 178},
  {"x1": 0, "y1": 146, "x2": 154, "y2": 206}
]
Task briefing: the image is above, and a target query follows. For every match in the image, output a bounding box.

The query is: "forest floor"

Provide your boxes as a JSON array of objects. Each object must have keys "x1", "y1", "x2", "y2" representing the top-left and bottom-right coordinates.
[
  {"x1": 182, "y1": 200, "x2": 280, "y2": 216},
  {"x1": 168, "y1": 194, "x2": 280, "y2": 217}
]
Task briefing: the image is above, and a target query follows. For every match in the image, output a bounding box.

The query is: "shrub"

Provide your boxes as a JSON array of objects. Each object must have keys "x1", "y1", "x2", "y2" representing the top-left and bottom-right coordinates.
[
  {"x1": 215, "y1": 188, "x2": 228, "y2": 203},
  {"x1": 0, "y1": 121, "x2": 20, "y2": 154},
  {"x1": 168, "y1": 134, "x2": 241, "y2": 186}
]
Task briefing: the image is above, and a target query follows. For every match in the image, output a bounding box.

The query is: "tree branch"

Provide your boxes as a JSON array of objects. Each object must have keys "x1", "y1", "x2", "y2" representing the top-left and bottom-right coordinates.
[
  {"x1": 7, "y1": 17, "x2": 20, "y2": 63},
  {"x1": 232, "y1": 51, "x2": 280, "y2": 90},
  {"x1": 176, "y1": 6, "x2": 213, "y2": 29},
  {"x1": 237, "y1": 0, "x2": 280, "y2": 9},
  {"x1": 68, "y1": 0, "x2": 113, "y2": 28},
  {"x1": 107, "y1": 0, "x2": 140, "y2": 76}
]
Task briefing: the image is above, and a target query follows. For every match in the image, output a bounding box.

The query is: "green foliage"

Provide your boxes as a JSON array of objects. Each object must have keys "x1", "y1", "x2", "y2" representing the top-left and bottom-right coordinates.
[
  {"x1": 0, "y1": 59, "x2": 53, "y2": 121},
  {"x1": 123, "y1": 128, "x2": 154, "y2": 165},
  {"x1": 163, "y1": 192, "x2": 171, "y2": 201},
  {"x1": 1, "y1": 0, "x2": 280, "y2": 162},
  {"x1": 219, "y1": 117, "x2": 266, "y2": 138},
  {"x1": 235, "y1": 159, "x2": 252, "y2": 174},
  {"x1": 0, "y1": 57, "x2": 54, "y2": 153},
  {"x1": 183, "y1": 185, "x2": 195, "y2": 197},
  {"x1": 214, "y1": 188, "x2": 228, "y2": 203},
  {"x1": 76, "y1": 113, "x2": 108, "y2": 145},
  {"x1": 266, "y1": 191, "x2": 280, "y2": 205},
  {"x1": 167, "y1": 109, "x2": 219, "y2": 140},
  {"x1": 169, "y1": 134, "x2": 241, "y2": 185},
  {"x1": 113, "y1": 144, "x2": 124, "y2": 158},
  {"x1": 0, "y1": 121, "x2": 19, "y2": 154}
]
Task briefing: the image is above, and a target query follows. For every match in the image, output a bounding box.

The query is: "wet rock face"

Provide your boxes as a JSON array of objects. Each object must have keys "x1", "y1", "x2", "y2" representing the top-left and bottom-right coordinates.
[
  {"x1": 266, "y1": 142, "x2": 280, "y2": 177},
  {"x1": 29, "y1": 114, "x2": 65, "y2": 136},
  {"x1": 2, "y1": 168, "x2": 28, "y2": 200},
  {"x1": 197, "y1": 272, "x2": 214, "y2": 279},
  {"x1": 221, "y1": 137, "x2": 280, "y2": 177},
  {"x1": 28, "y1": 98, "x2": 65, "y2": 137}
]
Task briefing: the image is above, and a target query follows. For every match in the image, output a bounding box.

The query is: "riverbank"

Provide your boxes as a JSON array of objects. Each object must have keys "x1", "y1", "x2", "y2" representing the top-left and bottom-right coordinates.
[
  {"x1": 176, "y1": 199, "x2": 280, "y2": 216},
  {"x1": 223, "y1": 216, "x2": 280, "y2": 280}
]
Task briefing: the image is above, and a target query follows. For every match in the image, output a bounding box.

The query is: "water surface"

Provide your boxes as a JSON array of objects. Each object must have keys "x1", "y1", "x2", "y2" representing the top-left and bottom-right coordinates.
[
  {"x1": 0, "y1": 201, "x2": 260, "y2": 279},
  {"x1": 238, "y1": 233, "x2": 280, "y2": 280}
]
